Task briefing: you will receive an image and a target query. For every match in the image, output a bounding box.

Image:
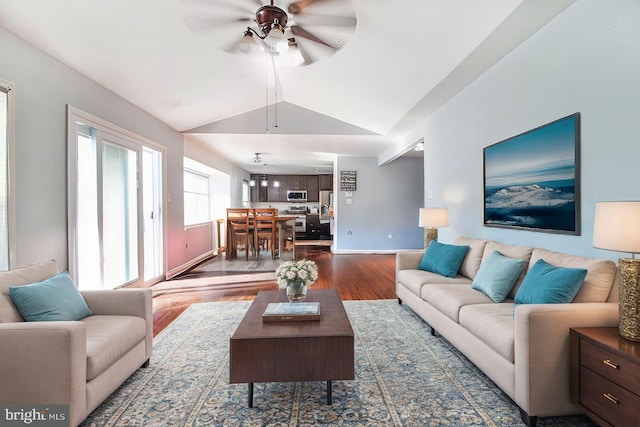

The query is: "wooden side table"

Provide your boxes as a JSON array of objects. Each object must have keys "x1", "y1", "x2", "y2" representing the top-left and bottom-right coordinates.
[{"x1": 570, "y1": 327, "x2": 640, "y2": 426}]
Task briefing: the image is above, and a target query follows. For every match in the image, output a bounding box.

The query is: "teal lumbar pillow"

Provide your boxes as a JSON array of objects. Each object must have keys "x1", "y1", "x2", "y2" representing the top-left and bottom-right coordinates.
[
  {"x1": 471, "y1": 251, "x2": 524, "y2": 302},
  {"x1": 9, "y1": 271, "x2": 92, "y2": 321},
  {"x1": 418, "y1": 241, "x2": 470, "y2": 278},
  {"x1": 514, "y1": 259, "x2": 587, "y2": 305}
]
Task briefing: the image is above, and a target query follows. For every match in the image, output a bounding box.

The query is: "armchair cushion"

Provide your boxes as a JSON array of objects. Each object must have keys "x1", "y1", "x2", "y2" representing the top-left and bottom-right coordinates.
[
  {"x1": 9, "y1": 271, "x2": 92, "y2": 321},
  {"x1": 83, "y1": 315, "x2": 147, "y2": 380}
]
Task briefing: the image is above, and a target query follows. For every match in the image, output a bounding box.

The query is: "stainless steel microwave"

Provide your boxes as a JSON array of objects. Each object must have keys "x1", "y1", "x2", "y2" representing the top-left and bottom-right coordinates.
[{"x1": 287, "y1": 190, "x2": 307, "y2": 202}]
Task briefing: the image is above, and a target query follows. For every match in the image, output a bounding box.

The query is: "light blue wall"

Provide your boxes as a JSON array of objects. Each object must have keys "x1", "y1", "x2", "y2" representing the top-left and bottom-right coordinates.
[
  {"x1": 405, "y1": 0, "x2": 640, "y2": 260},
  {"x1": 0, "y1": 27, "x2": 180, "y2": 270},
  {"x1": 334, "y1": 156, "x2": 424, "y2": 251}
]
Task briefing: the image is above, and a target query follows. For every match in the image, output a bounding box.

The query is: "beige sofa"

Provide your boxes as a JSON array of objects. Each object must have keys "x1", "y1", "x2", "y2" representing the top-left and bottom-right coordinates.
[
  {"x1": 0, "y1": 260, "x2": 153, "y2": 427},
  {"x1": 396, "y1": 237, "x2": 619, "y2": 427}
]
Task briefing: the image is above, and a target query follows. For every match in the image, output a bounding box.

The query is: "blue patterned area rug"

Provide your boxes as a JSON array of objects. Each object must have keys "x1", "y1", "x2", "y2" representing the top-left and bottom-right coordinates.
[{"x1": 81, "y1": 300, "x2": 596, "y2": 427}]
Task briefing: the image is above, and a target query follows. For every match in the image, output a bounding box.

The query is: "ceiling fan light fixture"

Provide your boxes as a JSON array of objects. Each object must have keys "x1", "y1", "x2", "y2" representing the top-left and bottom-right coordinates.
[
  {"x1": 267, "y1": 23, "x2": 286, "y2": 39},
  {"x1": 256, "y1": 5, "x2": 288, "y2": 37},
  {"x1": 237, "y1": 29, "x2": 260, "y2": 54}
]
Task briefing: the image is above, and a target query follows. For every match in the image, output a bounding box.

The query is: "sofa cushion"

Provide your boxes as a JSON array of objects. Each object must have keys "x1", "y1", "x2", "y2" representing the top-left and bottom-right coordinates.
[
  {"x1": 421, "y1": 284, "x2": 493, "y2": 323},
  {"x1": 454, "y1": 237, "x2": 488, "y2": 280},
  {"x1": 0, "y1": 260, "x2": 59, "y2": 323},
  {"x1": 481, "y1": 241, "x2": 534, "y2": 299},
  {"x1": 9, "y1": 271, "x2": 92, "y2": 322},
  {"x1": 459, "y1": 303, "x2": 515, "y2": 362},
  {"x1": 472, "y1": 251, "x2": 525, "y2": 302},
  {"x1": 529, "y1": 248, "x2": 616, "y2": 303},
  {"x1": 397, "y1": 269, "x2": 472, "y2": 297},
  {"x1": 419, "y1": 241, "x2": 470, "y2": 278},
  {"x1": 515, "y1": 259, "x2": 587, "y2": 305},
  {"x1": 82, "y1": 315, "x2": 147, "y2": 380}
]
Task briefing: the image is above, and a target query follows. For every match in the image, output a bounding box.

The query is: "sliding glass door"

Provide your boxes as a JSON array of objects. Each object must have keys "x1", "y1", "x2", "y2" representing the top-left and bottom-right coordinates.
[
  {"x1": 101, "y1": 137, "x2": 140, "y2": 288},
  {"x1": 70, "y1": 109, "x2": 164, "y2": 289}
]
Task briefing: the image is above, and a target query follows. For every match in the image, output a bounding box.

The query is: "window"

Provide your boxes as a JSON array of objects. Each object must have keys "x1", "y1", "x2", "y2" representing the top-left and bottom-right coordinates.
[
  {"x1": 184, "y1": 169, "x2": 210, "y2": 225},
  {"x1": 68, "y1": 107, "x2": 165, "y2": 289},
  {"x1": 242, "y1": 179, "x2": 250, "y2": 207},
  {"x1": 0, "y1": 80, "x2": 13, "y2": 271},
  {"x1": 183, "y1": 157, "x2": 231, "y2": 226}
]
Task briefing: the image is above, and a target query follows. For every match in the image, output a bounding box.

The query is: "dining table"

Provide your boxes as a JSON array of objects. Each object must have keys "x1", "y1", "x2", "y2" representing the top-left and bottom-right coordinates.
[{"x1": 225, "y1": 212, "x2": 297, "y2": 261}]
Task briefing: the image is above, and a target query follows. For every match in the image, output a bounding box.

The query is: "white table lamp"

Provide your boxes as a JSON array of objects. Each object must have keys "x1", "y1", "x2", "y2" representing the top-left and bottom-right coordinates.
[
  {"x1": 593, "y1": 201, "x2": 640, "y2": 341},
  {"x1": 419, "y1": 208, "x2": 449, "y2": 249}
]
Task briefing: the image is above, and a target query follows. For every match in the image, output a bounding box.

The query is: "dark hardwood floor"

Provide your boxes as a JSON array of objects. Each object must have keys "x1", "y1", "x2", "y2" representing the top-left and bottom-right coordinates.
[{"x1": 151, "y1": 246, "x2": 397, "y2": 336}]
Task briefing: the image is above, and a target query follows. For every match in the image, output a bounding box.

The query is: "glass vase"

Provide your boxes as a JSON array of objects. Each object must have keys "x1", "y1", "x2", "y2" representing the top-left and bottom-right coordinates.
[{"x1": 286, "y1": 282, "x2": 307, "y2": 302}]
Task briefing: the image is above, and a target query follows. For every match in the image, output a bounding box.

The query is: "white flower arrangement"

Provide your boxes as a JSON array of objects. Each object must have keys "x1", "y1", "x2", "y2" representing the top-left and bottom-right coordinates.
[{"x1": 275, "y1": 259, "x2": 319, "y2": 289}]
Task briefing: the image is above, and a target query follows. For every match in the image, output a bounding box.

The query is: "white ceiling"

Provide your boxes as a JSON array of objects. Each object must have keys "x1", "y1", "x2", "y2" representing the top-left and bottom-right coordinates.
[{"x1": 0, "y1": 0, "x2": 574, "y2": 174}]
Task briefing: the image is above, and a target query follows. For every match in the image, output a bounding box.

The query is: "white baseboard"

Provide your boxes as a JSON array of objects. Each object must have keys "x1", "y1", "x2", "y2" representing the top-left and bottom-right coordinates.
[
  {"x1": 165, "y1": 250, "x2": 216, "y2": 280},
  {"x1": 331, "y1": 248, "x2": 416, "y2": 255}
]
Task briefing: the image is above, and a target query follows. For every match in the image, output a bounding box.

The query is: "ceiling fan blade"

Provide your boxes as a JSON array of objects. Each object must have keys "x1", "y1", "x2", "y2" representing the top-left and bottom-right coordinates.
[
  {"x1": 183, "y1": 15, "x2": 253, "y2": 33},
  {"x1": 290, "y1": 13, "x2": 356, "y2": 27},
  {"x1": 290, "y1": 25, "x2": 334, "y2": 49},
  {"x1": 294, "y1": 43, "x2": 315, "y2": 65},
  {"x1": 181, "y1": 0, "x2": 254, "y2": 16},
  {"x1": 288, "y1": 0, "x2": 321, "y2": 15}
]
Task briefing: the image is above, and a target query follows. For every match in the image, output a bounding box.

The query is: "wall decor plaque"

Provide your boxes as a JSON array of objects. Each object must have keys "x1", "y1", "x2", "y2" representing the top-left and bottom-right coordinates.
[{"x1": 340, "y1": 170, "x2": 357, "y2": 191}]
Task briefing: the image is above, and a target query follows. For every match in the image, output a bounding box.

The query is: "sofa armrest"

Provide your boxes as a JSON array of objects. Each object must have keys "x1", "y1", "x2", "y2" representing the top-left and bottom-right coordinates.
[
  {"x1": 396, "y1": 250, "x2": 425, "y2": 273},
  {"x1": 81, "y1": 288, "x2": 153, "y2": 360},
  {"x1": 513, "y1": 302, "x2": 618, "y2": 416},
  {"x1": 81, "y1": 288, "x2": 151, "y2": 317},
  {"x1": 0, "y1": 322, "x2": 87, "y2": 422}
]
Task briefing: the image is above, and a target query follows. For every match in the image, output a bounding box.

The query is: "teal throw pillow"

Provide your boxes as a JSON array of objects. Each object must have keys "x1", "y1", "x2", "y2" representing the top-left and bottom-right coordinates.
[
  {"x1": 9, "y1": 271, "x2": 92, "y2": 321},
  {"x1": 471, "y1": 251, "x2": 524, "y2": 302},
  {"x1": 514, "y1": 259, "x2": 587, "y2": 305},
  {"x1": 418, "y1": 241, "x2": 470, "y2": 278}
]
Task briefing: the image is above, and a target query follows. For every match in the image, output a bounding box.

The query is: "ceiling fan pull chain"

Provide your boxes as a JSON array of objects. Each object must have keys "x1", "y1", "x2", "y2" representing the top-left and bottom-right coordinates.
[
  {"x1": 272, "y1": 56, "x2": 279, "y2": 128},
  {"x1": 265, "y1": 56, "x2": 269, "y2": 134}
]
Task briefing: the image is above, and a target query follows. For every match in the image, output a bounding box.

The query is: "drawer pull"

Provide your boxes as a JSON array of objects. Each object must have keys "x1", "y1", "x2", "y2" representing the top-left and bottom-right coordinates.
[
  {"x1": 603, "y1": 359, "x2": 619, "y2": 369},
  {"x1": 603, "y1": 393, "x2": 619, "y2": 404}
]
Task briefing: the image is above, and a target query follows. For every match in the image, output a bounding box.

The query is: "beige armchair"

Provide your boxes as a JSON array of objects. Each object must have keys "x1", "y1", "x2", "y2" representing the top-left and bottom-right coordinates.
[{"x1": 0, "y1": 260, "x2": 153, "y2": 427}]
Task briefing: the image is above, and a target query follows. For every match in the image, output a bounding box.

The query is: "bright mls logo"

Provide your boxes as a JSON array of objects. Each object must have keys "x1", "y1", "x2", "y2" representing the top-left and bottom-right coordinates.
[{"x1": 1, "y1": 405, "x2": 68, "y2": 426}]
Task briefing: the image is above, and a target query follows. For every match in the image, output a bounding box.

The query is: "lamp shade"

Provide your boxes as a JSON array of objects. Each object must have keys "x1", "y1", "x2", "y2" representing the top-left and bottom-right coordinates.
[
  {"x1": 593, "y1": 201, "x2": 640, "y2": 255},
  {"x1": 419, "y1": 208, "x2": 449, "y2": 228}
]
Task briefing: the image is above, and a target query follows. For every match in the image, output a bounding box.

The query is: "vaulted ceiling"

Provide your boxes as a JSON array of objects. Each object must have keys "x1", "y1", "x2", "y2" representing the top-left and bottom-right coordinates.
[{"x1": 0, "y1": 0, "x2": 575, "y2": 173}]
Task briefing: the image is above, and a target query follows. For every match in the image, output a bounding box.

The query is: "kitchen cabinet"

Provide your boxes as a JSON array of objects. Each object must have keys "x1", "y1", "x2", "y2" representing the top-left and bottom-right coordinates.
[
  {"x1": 306, "y1": 175, "x2": 319, "y2": 202},
  {"x1": 288, "y1": 175, "x2": 303, "y2": 190},
  {"x1": 306, "y1": 214, "x2": 320, "y2": 239},
  {"x1": 268, "y1": 175, "x2": 289, "y2": 202},
  {"x1": 249, "y1": 174, "x2": 268, "y2": 202},
  {"x1": 250, "y1": 173, "x2": 332, "y2": 203},
  {"x1": 319, "y1": 174, "x2": 333, "y2": 190}
]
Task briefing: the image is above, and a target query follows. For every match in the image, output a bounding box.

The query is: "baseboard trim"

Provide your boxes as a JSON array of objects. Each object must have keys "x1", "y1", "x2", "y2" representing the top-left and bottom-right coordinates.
[
  {"x1": 166, "y1": 250, "x2": 216, "y2": 280},
  {"x1": 331, "y1": 249, "x2": 416, "y2": 255}
]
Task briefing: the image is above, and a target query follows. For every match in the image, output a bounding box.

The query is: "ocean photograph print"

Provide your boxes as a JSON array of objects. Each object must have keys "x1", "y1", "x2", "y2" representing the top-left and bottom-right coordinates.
[{"x1": 483, "y1": 113, "x2": 580, "y2": 235}]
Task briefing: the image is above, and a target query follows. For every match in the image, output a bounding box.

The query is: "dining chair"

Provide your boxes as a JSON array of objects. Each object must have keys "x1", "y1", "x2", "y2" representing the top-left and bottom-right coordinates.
[
  {"x1": 253, "y1": 208, "x2": 277, "y2": 259},
  {"x1": 226, "y1": 208, "x2": 252, "y2": 261}
]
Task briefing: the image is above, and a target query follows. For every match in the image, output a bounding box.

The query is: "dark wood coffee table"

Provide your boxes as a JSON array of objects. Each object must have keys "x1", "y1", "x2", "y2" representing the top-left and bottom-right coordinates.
[{"x1": 229, "y1": 288, "x2": 354, "y2": 407}]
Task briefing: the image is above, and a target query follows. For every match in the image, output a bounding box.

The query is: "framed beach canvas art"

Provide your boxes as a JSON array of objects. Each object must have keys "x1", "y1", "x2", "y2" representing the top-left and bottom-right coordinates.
[{"x1": 483, "y1": 113, "x2": 581, "y2": 235}]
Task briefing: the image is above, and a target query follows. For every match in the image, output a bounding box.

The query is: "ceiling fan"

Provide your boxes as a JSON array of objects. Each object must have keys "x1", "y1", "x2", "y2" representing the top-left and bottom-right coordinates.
[
  {"x1": 251, "y1": 153, "x2": 264, "y2": 165},
  {"x1": 182, "y1": 0, "x2": 357, "y2": 65}
]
